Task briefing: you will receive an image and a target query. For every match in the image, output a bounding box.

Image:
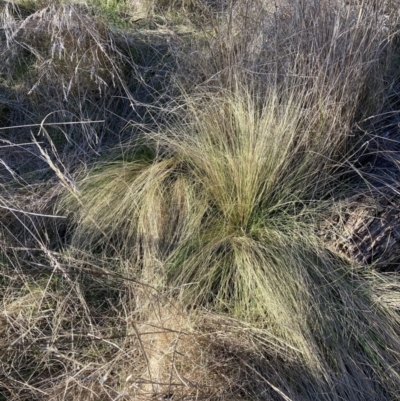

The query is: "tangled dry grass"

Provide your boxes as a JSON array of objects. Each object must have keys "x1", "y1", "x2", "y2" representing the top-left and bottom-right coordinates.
[{"x1": 2, "y1": 0, "x2": 400, "y2": 400}]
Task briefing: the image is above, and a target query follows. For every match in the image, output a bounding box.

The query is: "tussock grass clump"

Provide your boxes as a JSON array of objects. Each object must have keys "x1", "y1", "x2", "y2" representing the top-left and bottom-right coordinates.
[
  {"x1": 180, "y1": 0, "x2": 394, "y2": 121},
  {"x1": 1, "y1": 1, "x2": 124, "y2": 94},
  {"x1": 3, "y1": 0, "x2": 400, "y2": 400},
  {"x1": 0, "y1": 0, "x2": 145, "y2": 165},
  {"x1": 61, "y1": 87, "x2": 400, "y2": 399}
]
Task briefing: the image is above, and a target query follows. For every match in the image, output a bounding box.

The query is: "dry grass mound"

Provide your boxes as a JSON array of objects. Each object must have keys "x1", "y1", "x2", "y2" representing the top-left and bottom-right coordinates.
[
  {"x1": 59, "y1": 86, "x2": 400, "y2": 399},
  {"x1": 2, "y1": 0, "x2": 400, "y2": 400}
]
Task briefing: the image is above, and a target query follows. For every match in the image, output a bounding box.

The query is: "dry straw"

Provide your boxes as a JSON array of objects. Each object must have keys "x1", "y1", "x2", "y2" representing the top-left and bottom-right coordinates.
[{"x1": 2, "y1": 0, "x2": 400, "y2": 400}]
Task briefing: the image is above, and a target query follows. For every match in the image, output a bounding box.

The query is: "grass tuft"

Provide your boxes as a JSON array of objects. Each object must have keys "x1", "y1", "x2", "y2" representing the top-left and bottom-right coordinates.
[
  {"x1": 61, "y1": 86, "x2": 400, "y2": 398},
  {"x1": 3, "y1": 0, "x2": 400, "y2": 399}
]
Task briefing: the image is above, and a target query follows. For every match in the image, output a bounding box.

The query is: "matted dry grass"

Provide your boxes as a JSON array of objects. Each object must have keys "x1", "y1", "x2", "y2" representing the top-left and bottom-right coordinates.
[{"x1": 2, "y1": 0, "x2": 400, "y2": 400}]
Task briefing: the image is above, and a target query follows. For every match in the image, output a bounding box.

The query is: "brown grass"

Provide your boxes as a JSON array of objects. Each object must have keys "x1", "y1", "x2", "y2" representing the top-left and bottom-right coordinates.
[{"x1": 2, "y1": 0, "x2": 400, "y2": 400}]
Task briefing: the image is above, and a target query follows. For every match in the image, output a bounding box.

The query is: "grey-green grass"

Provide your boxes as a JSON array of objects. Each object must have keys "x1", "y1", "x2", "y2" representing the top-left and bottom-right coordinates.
[
  {"x1": 3, "y1": 0, "x2": 400, "y2": 399},
  {"x1": 60, "y1": 88, "x2": 400, "y2": 399}
]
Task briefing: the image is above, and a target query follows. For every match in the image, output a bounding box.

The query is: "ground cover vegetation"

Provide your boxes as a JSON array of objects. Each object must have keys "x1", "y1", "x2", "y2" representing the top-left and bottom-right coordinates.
[{"x1": 2, "y1": 0, "x2": 400, "y2": 400}]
